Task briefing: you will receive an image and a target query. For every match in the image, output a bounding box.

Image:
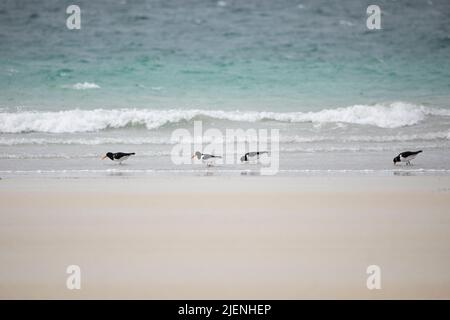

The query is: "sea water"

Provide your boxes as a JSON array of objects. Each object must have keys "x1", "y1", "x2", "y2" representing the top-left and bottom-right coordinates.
[{"x1": 0, "y1": 0, "x2": 449, "y2": 177}]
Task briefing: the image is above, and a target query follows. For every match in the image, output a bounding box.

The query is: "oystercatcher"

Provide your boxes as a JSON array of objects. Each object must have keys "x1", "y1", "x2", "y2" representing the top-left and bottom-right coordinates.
[
  {"x1": 240, "y1": 151, "x2": 268, "y2": 163},
  {"x1": 192, "y1": 151, "x2": 222, "y2": 167},
  {"x1": 393, "y1": 150, "x2": 422, "y2": 166},
  {"x1": 102, "y1": 152, "x2": 135, "y2": 164}
]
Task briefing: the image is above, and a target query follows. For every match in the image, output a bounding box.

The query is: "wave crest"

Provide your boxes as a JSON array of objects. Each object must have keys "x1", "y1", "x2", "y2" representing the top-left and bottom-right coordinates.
[
  {"x1": 0, "y1": 102, "x2": 448, "y2": 133},
  {"x1": 1, "y1": 131, "x2": 449, "y2": 145},
  {"x1": 71, "y1": 82, "x2": 100, "y2": 90}
]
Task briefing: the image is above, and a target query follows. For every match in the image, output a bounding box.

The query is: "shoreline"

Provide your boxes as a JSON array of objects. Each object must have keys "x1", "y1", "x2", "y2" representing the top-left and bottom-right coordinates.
[{"x1": 1, "y1": 167, "x2": 450, "y2": 180}]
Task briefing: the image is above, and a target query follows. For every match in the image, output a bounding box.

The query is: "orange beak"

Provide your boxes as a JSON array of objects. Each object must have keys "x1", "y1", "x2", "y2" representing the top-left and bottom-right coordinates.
[{"x1": 101, "y1": 155, "x2": 107, "y2": 160}]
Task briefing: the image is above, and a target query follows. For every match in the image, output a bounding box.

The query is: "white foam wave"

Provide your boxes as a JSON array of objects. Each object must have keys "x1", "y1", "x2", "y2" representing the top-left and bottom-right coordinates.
[
  {"x1": 71, "y1": 82, "x2": 100, "y2": 90},
  {"x1": 1, "y1": 103, "x2": 449, "y2": 133},
  {"x1": 0, "y1": 151, "x2": 171, "y2": 159},
  {"x1": 280, "y1": 145, "x2": 434, "y2": 153},
  {"x1": 0, "y1": 137, "x2": 174, "y2": 145},
  {"x1": 1, "y1": 131, "x2": 449, "y2": 146},
  {"x1": 282, "y1": 131, "x2": 450, "y2": 143}
]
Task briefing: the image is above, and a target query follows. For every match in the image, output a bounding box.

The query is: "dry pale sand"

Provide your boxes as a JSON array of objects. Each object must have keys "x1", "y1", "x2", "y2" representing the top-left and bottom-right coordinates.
[{"x1": 0, "y1": 176, "x2": 450, "y2": 299}]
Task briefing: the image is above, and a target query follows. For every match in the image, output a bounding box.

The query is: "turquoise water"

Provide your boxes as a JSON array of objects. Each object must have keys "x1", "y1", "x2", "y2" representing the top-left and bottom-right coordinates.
[
  {"x1": 0, "y1": 0, "x2": 449, "y2": 176},
  {"x1": 1, "y1": 0, "x2": 449, "y2": 109}
]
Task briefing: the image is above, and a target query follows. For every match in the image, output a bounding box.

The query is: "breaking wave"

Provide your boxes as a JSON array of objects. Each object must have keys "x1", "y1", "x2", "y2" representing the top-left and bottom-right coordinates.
[
  {"x1": 1, "y1": 102, "x2": 449, "y2": 133},
  {"x1": 1, "y1": 130, "x2": 449, "y2": 146},
  {"x1": 71, "y1": 82, "x2": 101, "y2": 90}
]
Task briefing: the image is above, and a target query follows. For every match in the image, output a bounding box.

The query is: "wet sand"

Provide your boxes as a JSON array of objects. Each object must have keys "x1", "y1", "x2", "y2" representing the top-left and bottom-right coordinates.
[{"x1": 0, "y1": 176, "x2": 450, "y2": 299}]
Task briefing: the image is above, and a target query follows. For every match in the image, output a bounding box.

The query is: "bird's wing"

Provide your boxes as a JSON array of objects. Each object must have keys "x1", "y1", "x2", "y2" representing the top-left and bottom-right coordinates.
[
  {"x1": 114, "y1": 152, "x2": 134, "y2": 159},
  {"x1": 401, "y1": 151, "x2": 421, "y2": 157},
  {"x1": 203, "y1": 154, "x2": 221, "y2": 160},
  {"x1": 249, "y1": 151, "x2": 268, "y2": 157}
]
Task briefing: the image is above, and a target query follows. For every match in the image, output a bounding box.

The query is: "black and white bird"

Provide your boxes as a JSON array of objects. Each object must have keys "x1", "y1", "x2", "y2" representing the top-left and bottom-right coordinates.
[
  {"x1": 191, "y1": 151, "x2": 222, "y2": 167},
  {"x1": 101, "y1": 152, "x2": 135, "y2": 164},
  {"x1": 240, "y1": 151, "x2": 268, "y2": 163},
  {"x1": 393, "y1": 150, "x2": 422, "y2": 166}
]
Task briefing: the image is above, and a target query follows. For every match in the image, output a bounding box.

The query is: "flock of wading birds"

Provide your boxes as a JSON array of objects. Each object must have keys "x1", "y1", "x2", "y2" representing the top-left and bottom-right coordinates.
[{"x1": 101, "y1": 150, "x2": 424, "y2": 167}]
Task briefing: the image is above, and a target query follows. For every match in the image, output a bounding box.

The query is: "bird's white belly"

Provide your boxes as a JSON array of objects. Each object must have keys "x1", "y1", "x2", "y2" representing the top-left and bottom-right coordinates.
[
  {"x1": 115, "y1": 156, "x2": 130, "y2": 162},
  {"x1": 203, "y1": 158, "x2": 215, "y2": 164},
  {"x1": 201, "y1": 156, "x2": 218, "y2": 166},
  {"x1": 401, "y1": 155, "x2": 416, "y2": 162}
]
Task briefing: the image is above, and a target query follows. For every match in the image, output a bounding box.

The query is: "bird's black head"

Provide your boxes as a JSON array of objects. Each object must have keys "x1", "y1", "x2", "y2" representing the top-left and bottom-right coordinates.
[
  {"x1": 102, "y1": 152, "x2": 114, "y2": 160},
  {"x1": 191, "y1": 151, "x2": 202, "y2": 160},
  {"x1": 393, "y1": 155, "x2": 400, "y2": 164}
]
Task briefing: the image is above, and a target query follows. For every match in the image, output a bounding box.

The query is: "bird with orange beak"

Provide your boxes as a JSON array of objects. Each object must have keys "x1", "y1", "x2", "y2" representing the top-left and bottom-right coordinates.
[
  {"x1": 102, "y1": 152, "x2": 135, "y2": 164},
  {"x1": 192, "y1": 151, "x2": 222, "y2": 167}
]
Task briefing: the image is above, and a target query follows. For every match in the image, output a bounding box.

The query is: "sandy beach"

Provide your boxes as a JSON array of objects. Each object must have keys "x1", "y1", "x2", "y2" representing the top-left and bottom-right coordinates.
[{"x1": 1, "y1": 175, "x2": 449, "y2": 299}]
